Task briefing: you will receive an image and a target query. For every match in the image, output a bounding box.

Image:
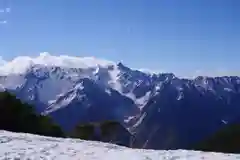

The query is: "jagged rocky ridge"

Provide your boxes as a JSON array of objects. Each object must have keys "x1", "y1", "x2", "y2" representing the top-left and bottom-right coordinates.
[{"x1": 0, "y1": 53, "x2": 240, "y2": 149}]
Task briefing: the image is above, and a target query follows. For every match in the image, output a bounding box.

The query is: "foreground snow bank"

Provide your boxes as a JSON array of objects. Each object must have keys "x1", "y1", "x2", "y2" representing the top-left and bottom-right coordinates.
[{"x1": 0, "y1": 130, "x2": 239, "y2": 160}]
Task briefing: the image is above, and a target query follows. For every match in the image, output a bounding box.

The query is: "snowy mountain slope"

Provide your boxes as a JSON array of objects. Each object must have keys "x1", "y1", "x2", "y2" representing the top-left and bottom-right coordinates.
[
  {"x1": 43, "y1": 78, "x2": 139, "y2": 131},
  {"x1": 0, "y1": 130, "x2": 239, "y2": 160}
]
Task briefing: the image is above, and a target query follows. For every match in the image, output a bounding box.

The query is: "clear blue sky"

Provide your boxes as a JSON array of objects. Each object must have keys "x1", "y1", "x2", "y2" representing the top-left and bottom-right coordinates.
[{"x1": 0, "y1": 0, "x2": 240, "y2": 77}]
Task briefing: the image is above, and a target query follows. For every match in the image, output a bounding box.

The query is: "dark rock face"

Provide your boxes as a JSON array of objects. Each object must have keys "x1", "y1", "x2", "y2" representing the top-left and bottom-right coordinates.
[{"x1": 132, "y1": 78, "x2": 240, "y2": 149}]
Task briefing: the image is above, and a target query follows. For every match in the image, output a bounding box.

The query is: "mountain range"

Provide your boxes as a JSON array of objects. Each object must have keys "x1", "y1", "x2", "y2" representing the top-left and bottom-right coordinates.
[{"x1": 1, "y1": 53, "x2": 240, "y2": 149}]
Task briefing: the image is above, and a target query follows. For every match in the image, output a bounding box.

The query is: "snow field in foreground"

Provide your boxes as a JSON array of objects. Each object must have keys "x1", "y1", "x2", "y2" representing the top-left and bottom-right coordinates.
[{"x1": 0, "y1": 130, "x2": 239, "y2": 160}]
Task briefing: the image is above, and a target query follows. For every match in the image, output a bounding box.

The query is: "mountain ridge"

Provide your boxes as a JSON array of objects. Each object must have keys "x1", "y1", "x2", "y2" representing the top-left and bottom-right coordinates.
[{"x1": 1, "y1": 53, "x2": 240, "y2": 149}]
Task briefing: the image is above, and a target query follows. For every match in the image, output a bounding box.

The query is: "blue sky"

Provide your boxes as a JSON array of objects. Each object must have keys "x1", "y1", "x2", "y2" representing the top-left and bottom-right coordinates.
[{"x1": 0, "y1": 0, "x2": 240, "y2": 77}]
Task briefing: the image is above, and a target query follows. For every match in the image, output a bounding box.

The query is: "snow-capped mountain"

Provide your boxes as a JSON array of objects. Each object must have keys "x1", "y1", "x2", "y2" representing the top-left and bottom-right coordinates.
[
  {"x1": 0, "y1": 53, "x2": 155, "y2": 129},
  {"x1": 1, "y1": 53, "x2": 240, "y2": 149},
  {"x1": 0, "y1": 53, "x2": 155, "y2": 108}
]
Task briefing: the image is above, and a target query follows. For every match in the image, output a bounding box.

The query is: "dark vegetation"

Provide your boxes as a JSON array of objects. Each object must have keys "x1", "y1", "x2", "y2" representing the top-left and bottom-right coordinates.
[
  {"x1": 71, "y1": 120, "x2": 133, "y2": 147},
  {"x1": 0, "y1": 91, "x2": 132, "y2": 146},
  {"x1": 193, "y1": 124, "x2": 240, "y2": 153},
  {"x1": 71, "y1": 123, "x2": 95, "y2": 140},
  {"x1": 0, "y1": 91, "x2": 64, "y2": 137}
]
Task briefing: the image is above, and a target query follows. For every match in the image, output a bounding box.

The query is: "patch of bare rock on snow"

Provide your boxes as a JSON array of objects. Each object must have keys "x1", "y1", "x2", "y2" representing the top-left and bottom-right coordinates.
[{"x1": 0, "y1": 130, "x2": 239, "y2": 160}]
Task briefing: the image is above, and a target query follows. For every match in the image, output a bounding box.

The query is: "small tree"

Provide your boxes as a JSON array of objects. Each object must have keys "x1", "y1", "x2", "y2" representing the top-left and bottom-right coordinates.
[{"x1": 71, "y1": 123, "x2": 95, "y2": 140}]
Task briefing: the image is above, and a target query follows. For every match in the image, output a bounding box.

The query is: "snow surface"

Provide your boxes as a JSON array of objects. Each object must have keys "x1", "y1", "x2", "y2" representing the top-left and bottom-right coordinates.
[{"x1": 0, "y1": 130, "x2": 239, "y2": 160}]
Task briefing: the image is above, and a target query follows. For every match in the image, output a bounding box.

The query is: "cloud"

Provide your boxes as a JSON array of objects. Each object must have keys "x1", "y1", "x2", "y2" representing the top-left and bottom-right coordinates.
[
  {"x1": 5, "y1": 8, "x2": 10, "y2": 13},
  {"x1": 0, "y1": 52, "x2": 115, "y2": 75},
  {"x1": 0, "y1": 7, "x2": 11, "y2": 13},
  {"x1": 0, "y1": 20, "x2": 7, "y2": 24}
]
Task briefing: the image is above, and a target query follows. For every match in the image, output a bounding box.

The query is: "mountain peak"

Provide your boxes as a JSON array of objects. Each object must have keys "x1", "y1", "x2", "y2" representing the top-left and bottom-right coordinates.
[
  {"x1": 117, "y1": 62, "x2": 131, "y2": 71},
  {"x1": 117, "y1": 62, "x2": 125, "y2": 67}
]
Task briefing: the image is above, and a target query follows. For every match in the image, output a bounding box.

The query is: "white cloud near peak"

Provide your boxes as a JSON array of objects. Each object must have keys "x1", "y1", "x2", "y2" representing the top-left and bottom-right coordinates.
[
  {"x1": 0, "y1": 20, "x2": 7, "y2": 24},
  {"x1": 0, "y1": 53, "x2": 239, "y2": 78},
  {"x1": 0, "y1": 52, "x2": 115, "y2": 75},
  {"x1": 0, "y1": 7, "x2": 11, "y2": 13}
]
